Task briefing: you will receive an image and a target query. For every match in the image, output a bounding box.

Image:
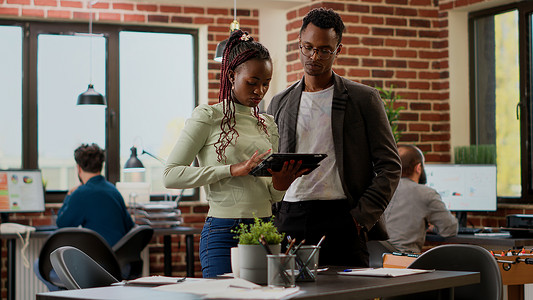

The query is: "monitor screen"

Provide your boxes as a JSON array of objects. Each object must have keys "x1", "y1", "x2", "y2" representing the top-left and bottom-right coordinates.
[
  {"x1": 0, "y1": 169, "x2": 45, "y2": 213},
  {"x1": 424, "y1": 164, "x2": 497, "y2": 212}
]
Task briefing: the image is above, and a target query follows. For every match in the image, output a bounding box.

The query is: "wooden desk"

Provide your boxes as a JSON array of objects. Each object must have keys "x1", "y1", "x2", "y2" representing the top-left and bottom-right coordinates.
[
  {"x1": 425, "y1": 233, "x2": 533, "y2": 250},
  {"x1": 36, "y1": 270, "x2": 480, "y2": 300}
]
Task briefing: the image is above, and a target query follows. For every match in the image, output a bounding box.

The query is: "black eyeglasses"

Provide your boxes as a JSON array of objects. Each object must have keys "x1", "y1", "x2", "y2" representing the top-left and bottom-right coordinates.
[{"x1": 299, "y1": 44, "x2": 340, "y2": 60}]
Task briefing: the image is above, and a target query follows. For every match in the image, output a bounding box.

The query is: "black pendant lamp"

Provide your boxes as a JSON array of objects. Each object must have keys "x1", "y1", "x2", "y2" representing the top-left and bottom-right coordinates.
[
  {"x1": 78, "y1": 84, "x2": 105, "y2": 105},
  {"x1": 214, "y1": 0, "x2": 240, "y2": 62},
  {"x1": 77, "y1": 0, "x2": 106, "y2": 105}
]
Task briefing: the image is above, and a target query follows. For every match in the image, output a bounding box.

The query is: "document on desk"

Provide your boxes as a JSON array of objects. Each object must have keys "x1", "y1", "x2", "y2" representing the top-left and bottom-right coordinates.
[
  {"x1": 155, "y1": 278, "x2": 300, "y2": 299},
  {"x1": 338, "y1": 268, "x2": 434, "y2": 277}
]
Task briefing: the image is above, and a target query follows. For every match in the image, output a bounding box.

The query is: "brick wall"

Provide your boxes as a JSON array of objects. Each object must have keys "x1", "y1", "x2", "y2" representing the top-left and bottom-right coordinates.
[{"x1": 286, "y1": 0, "x2": 452, "y2": 162}]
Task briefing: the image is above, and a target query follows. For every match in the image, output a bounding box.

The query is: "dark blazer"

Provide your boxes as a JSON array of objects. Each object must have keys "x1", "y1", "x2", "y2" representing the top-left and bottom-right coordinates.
[{"x1": 267, "y1": 73, "x2": 401, "y2": 235}]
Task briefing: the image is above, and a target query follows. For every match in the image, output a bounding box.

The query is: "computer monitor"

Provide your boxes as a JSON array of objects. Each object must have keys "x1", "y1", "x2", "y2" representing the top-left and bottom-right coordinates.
[
  {"x1": 424, "y1": 164, "x2": 498, "y2": 227},
  {"x1": 424, "y1": 164, "x2": 497, "y2": 227},
  {"x1": 0, "y1": 169, "x2": 45, "y2": 213},
  {"x1": 424, "y1": 164, "x2": 497, "y2": 212}
]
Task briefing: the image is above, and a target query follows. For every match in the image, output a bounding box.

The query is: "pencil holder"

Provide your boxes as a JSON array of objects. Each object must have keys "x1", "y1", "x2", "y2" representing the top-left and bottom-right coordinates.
[
  {"x1": 267, "y1": 254, "x2": 296, "y2": 288},
  {"x1": 294, "y1": 245, "x2": 320, "y2": 282}
]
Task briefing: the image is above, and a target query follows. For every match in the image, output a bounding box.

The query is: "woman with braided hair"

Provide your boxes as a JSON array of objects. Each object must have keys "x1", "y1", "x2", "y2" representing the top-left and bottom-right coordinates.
[{"x1": 164, "y1": 30, "x2": 306, "y2": 277}]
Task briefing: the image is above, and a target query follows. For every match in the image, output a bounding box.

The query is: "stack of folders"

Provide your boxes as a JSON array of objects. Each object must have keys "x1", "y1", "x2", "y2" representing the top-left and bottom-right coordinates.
[{"x1": 132, "y1": 202, "x2": 183, "y2": 228}]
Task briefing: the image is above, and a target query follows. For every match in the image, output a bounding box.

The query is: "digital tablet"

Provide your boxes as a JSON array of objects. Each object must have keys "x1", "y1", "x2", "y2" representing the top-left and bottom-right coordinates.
[{"x1": 249, "y1": 153, "x2": 327, "y2": 177}]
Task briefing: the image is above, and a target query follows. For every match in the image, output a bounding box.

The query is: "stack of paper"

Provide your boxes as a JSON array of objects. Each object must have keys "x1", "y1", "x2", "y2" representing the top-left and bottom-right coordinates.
[
  {"x1": 338, "y1": 268, "x2": 434, "y2": 277},
  {"x1": 155, "y1": 278, "x2": 300, "y2": 299}
]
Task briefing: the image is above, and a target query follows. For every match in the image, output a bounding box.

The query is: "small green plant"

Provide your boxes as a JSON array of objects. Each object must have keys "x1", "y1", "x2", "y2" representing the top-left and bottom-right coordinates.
[
  {"x1": 232, "y1": 216, "x2": 284, "y2": 245},
  {"x1": 376, "y1": 85, "x2": 405, "y2": 143},
  {"x1": 454, "y1": 144, "x2": 496, "y2": 164}
]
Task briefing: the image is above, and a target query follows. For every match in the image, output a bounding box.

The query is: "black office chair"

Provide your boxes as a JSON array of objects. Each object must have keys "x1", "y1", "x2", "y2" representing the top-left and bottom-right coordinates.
[
  {"x1": 366, "y1": 240, "x2": 398, "y2": 268},
  {"x1": 37, "y1": 227, "x2": 122, "y2": 290},
  {"x1": 112, "y1": 225, "x2": 154, "y2": 279},
  {"x1": 50, "y1": 246, "x2": 119, "y2": 289},
  {"x1": 386, "y1": 244, "x2": 502, "y2": 300}
]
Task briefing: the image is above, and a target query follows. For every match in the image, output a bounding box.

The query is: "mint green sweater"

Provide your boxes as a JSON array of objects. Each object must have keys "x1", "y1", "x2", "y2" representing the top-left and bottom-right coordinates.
[{"x1": 163, "y1": 102, "x2": 285, "y2": 218}]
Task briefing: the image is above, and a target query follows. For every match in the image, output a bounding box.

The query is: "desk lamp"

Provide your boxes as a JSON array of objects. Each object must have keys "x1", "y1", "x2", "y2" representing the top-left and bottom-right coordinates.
[
  {"x1": 124, "y1": 146, "x2": 185, "y2": 203},
  {"x1": 214, "y1": 0, "x2": 239, "y2": 62},
  {"x1": 124, "y1": 146, "x2": 145, "y2": 172}
]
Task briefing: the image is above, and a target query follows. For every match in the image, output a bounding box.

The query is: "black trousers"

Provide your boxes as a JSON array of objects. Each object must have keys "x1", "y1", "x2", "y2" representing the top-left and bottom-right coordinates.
[{"x1": 274, "y1": 200, "x2": 369, "y2": 267}]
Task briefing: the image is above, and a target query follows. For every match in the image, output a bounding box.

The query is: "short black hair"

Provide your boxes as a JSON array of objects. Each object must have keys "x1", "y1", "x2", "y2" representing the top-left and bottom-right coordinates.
[
  {"x1": 74, "y1": 143, "x2": 105, "y2": 173},
  {"x1": 300, "y1": 8, "x2": 345, "y2": 45}
]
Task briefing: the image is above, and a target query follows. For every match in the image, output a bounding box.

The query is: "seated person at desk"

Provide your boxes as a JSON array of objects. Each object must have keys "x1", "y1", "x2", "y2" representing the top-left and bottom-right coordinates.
[
  {"x1": 384, "y1": 145, "x2": 458, "y2": 253},
  {"x1": 35, "y1": 143, "x2": 134, "y2": 290},
  {"x1": 56, "y1": 143, "x2": 134, "y2": 246}
]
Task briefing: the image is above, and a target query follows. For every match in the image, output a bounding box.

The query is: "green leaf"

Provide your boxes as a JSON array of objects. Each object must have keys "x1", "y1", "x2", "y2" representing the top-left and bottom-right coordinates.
[{"x1": 231, "y1": 215, "x2": 284, "y2": 245}]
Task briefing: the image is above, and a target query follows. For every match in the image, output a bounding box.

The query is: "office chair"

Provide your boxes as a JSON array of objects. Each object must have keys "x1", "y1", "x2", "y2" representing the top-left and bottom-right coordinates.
[
  {"x1": 366, "y1": 240, "x2": 398, "y2": 268},
  {"x1": 112, "y1": 225, "x2": 154, "y2": 279},
  {"x1": 37, "y1": 227, "x2": 122, "y2": 290},
  {"x1": 385, "y1": 244, "x2": 502, "y2": 300},
  {"x1": 50, "y1": 246, "x2": 119, "y2": 289}
]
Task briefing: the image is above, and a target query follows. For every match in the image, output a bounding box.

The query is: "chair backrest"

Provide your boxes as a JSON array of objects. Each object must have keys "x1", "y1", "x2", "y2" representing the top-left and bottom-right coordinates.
[
  {"x1": 38, "y1": 227, "x2": 122, "y2": 288},
  {"x1": 50, "y1": 246, "x2": 119, "y2": 289},
  {"x1": 112, "y1": 225, "x2": 154, "y2": 279},
  {"x1": 367, "y1": 240, "x2": 398, "y2": 268},
  {"x1": 408, "y1": 244, "x2": 502, "y2": 300}
]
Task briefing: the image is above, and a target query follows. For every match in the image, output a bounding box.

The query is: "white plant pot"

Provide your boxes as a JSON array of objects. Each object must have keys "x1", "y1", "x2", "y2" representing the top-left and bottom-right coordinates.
[{"x1": 238, "y1": 243, "x2": 281, "y2": 284}]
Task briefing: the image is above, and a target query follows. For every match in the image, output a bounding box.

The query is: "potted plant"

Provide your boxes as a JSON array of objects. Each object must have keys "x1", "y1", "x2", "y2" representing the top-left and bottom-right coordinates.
[
  {"x1": 232, "y1": 216, "x2": 284, "y2": 284},
  {"x1": 376, "y1": 85, "x2": 405, "y2": 144}
]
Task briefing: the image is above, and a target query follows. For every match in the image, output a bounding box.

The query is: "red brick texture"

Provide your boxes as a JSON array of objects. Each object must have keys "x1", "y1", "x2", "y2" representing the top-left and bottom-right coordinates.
[{"x1": 285, "y1": 0, "x2": 462, "y2": 163}]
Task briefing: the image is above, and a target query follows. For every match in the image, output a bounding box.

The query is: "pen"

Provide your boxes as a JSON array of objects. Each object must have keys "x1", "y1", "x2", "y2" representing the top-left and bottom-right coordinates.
[
  {"x1": 285, "y1": 238, "x2": 296, "y2": 255},
  {"x1": 290, "y1": 239, "x2": 306, "y2": 255}
]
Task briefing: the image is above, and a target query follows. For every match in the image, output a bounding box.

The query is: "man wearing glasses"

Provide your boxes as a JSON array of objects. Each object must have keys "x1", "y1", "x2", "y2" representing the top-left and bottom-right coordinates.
[{"x1": 268, "y1": 7, "x2": 401, "y2": 267}]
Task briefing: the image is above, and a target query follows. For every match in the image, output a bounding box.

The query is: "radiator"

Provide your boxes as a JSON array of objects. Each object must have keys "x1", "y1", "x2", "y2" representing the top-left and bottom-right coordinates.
[{"x1": 14, "y1": 237, "x2": 48, "y2": 300}]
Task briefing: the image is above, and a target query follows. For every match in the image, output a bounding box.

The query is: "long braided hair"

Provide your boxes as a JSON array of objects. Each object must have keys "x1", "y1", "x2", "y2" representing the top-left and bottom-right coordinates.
[{"x1": 215, "y1": 30, "x2": 271, "y2": 163}]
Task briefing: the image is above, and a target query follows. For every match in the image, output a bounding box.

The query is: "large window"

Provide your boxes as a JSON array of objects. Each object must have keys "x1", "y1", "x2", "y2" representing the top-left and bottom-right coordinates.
[
  {"x1": 470, "y1": 3, "x2": 533, "y2": 203},
  {"x1": 38, "y1": 34, "x2": 106, "y2": 190},
  {"x1": 0, "y1": 26, "x2": 23, "y2": 170},
  {"x1": 119, "y1": 31, "x2": 195, "y2": 195},
  {"x1": 0, "y1": 20, "x2": 198, "y2": 201}
]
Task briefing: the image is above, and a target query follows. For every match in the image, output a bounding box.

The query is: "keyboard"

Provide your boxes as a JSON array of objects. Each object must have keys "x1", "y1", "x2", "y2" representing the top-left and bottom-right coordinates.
[
  {"x1": 34, "y1": 225, "x2": 58, "y2": 232},
  {"x1": 457, "y1": 227, "x2": 482, "y2": 234}
]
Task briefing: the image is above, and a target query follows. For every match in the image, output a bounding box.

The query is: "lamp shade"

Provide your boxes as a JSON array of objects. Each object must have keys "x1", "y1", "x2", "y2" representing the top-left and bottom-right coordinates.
[
  {"x1": 214, "y1": 39, "x2": 228, "y2": 62},
  {"x1": 77, "y1": 84, "x2": 106, "y2": 105},
  {"x1": 124, "y1": 146, "x2": 145, "y2": 172},
  {"x1": 214, "y1": 20, "x2": 240, "y2": 62}
]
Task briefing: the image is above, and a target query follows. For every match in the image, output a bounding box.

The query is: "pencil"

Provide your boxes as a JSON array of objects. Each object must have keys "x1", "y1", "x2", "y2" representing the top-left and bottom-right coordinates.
[{"x1": 285, "y1": 238, "x2": 296, "y2": 255}]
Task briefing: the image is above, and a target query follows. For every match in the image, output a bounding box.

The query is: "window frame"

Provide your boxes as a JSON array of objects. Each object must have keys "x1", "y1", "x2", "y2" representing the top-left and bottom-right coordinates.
[
  {"x1": 468, "y1": 2, "x2": 533, "y2": 204},
  {"x1": 0, "y1": 19, "x2": 199, "y2": 202}
]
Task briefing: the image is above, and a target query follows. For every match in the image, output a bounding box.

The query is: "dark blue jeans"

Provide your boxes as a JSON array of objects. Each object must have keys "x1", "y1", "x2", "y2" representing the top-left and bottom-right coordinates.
[{"x1": 199, "y1": 217, "x2": 270, "y2": 278}]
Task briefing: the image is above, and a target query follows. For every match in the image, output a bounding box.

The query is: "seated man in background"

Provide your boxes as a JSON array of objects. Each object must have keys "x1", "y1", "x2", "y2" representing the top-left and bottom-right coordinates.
[
  {"x1": 56, "y1": 143, "x2": 134, "y2": 247},
  {"x1": 384, "y1": 145, "x2": 458, "y2": 253},
  {"x1": 36, "y1": 143, "x2": 134, "y2": 290}
]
